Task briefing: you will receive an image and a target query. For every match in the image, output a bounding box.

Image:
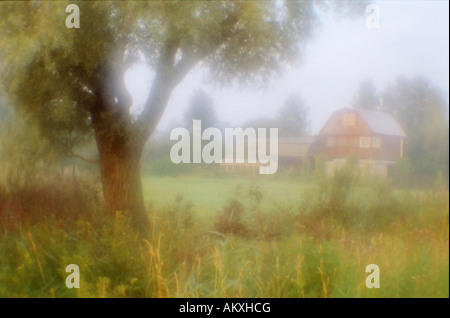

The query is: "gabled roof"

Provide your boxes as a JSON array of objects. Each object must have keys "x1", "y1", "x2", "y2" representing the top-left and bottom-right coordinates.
[
  {"x1": 319, "y1": 108, "x2": 407, "y2": 137},
  {"x1": 352, "y1": 108, "x2": 406, "y2": 137}
]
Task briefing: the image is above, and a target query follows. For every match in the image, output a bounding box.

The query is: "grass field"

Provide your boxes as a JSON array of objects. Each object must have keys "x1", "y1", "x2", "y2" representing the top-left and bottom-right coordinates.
[
  {"x1": 0, "y1": 170, "x2": 448, "y2": 298},
  {"x1": 142, "y1": 174, "x2": 317, "y2": 213}
]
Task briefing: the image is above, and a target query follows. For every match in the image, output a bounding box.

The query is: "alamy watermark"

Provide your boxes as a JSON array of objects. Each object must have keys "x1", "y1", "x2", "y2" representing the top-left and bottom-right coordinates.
[
  {"x1": 65, "y1": 4, "x2": 80, "y2": 29},
  {"x1": 365, "y1": 264, "x2": 380, "y2": 288},
  {"x1": 169, "y1": 120, "x2": 279, "y2": 175},
  {"x1": 65, "y1": 264, "x2": 80, "y2": 288},
  {"x1": 65, "y1": 4, "x2": 381, "y2": 30},
  {"x1": 365, "y1": 4, "x2": 380, "y2": 29}
]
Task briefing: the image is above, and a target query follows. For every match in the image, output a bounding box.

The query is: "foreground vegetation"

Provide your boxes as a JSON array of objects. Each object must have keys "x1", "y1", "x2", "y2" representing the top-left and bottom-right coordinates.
[{"x1": 0, "y1": 167, "x2": 448, "y2": 298}]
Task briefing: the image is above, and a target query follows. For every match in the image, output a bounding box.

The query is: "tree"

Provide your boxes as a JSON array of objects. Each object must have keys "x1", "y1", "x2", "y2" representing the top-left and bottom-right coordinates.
[
  {"x1": 184, "y1": 89, "x2": 217, "y2": 129},
  {"x1": 277, "y1": 93, "x2": 310, "y2": 137},
  {"x1": 0, "y1": 98, "x2": 56, "y2": 188},
  {"x1": 0, "y1": 1, "x2": 366, "y2": 234},
  {"x1": 381, "y1": 76, "x2": 449, "y2": 175},
  {"x1": 352, "y1": 79, "x2": 380, "y2": 110}
]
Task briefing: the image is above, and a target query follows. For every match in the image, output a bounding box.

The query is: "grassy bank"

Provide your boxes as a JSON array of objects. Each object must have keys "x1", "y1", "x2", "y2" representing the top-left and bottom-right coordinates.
[{"x1": 0, "y1": 172, "x2": 448, "y2": 297}]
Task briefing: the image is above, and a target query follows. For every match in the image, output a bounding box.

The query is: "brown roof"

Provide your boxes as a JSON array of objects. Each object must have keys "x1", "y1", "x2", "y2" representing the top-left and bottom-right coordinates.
[{"x1": 319, "y1": 108, "x2": 407, "y2": 137}]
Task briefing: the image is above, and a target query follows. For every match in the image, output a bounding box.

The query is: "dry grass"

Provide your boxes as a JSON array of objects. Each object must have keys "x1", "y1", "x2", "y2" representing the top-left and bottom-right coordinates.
[{"x1": 0, "y1": 172, "x2": 448, "y2": 298}]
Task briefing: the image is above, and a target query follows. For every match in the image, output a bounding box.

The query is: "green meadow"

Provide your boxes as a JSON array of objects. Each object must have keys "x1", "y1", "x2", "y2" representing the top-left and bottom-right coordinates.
[
  {"x1": 0, "y1": 167, "x2": 448, "y2": 298},
  {"x1": 142, "y1": 174, "x2": 316, "y2": 213},
  {"x1": 0, "y1": 0, "x2": 448, "y2": 300}
]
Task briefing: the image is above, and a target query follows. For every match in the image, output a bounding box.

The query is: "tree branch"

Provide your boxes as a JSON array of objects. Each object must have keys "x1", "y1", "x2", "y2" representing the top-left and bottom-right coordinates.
[
  {"x1": 135, "y1": 13, "x2": 241, "y2": 143},
  {"x1": 69, "y1": 149, "x2": 100, "y2": 164},
  {"x1": 134, "y1": 33, "x2": 182, "y2": 141}
]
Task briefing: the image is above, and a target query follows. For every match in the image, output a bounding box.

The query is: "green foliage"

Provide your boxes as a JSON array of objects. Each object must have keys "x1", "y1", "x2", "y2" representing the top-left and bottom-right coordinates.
[
  {"x1": 165, "y1": 194, "x2": 194, "y2": 230},
  {"x1": 277, "y1": 92, "x2": 310, "y2": 137},
  {"x1": 0, "y1": 1, "x2": 370, "y2": 226},
  {"x1": 0, "y1": 177, "x2": 103, "y2": 231},
  {"x1": 381, "y1": 76, "x2": 449, "y2": 176},
  {"x1": 0, "y1": 174, "x2": 448, "y2": 297},
  {"x1": 184, "y1": 89, "x2": 217, "y2": 129},
  {"x1": 0, "y1": 0, "x2": 368, "y2": 153},
  {"x1": 215, "y1": 198, "x2": 248, "y2": 237},
  {"x1": 1, "y1": 1, "x2": 446, "y2": 298},
  {"x1": 0, "y1": 103, "x2": 56, "y2": 187},
  {"x1": 0, "y1": 0, "x2": 323, "y2": 147},
  {"x1": 314, "y1": 158, "x2": 359, "y2": 219},
  {"x1": 393, "y1": 157, "x2": 414, "y2": 178},
  {"x1": 242, "y1": 92, "x2": 311, "y2": 137},
  {"x1": 352, "y1": 79, "x2": 381, "y2": 110},
  {"x1": 148, "y1": 158, "x2": 192, "y2": 177}
]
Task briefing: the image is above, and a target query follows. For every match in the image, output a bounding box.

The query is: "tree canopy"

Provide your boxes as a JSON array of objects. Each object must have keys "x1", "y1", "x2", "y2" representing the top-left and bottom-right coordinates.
[
  {"x1": 0, "y1": 1, "x2": 321, "y2": 146},
  {"x1": 277, "y1": 93, "x2": 310, "y2": 137},
  {"x1": 381, "y1": 76, "x2": 449, "y2": 175},
  {"x1": 0, "y1": 0, "x2": 369, "y2": 233},
  {"x1": 184, "y1": 89, "x2": 217, "y2": 129},
  {"x1": 352, "y1": 79, "x2": 381, "y2": 111}
]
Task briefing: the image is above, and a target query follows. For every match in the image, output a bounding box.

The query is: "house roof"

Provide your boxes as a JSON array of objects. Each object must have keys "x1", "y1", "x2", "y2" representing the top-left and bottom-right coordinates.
[
  {"x1": 319, "y1": 108, "x2": 406, "y2": 137},
  {"x1": 352, "y1": 108, "x2": 406, "y2": 137}
]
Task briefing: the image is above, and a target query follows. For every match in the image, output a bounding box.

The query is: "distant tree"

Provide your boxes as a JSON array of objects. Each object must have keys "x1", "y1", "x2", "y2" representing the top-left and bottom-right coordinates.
[
  {"x1": 184, "y1": 89, "x2": 217, "y2": 129},
  {"x1": 0, "y1": 1, "x2": 367, "y2": 234},
  {"x1": 381, "y1": 76, "x2": 449, "y2": 175},
  {"x1": 0, "y1": 101, "x2": 55, "y2": 187},
  {"x1": 352, "y1": 79, "x2": 381, "y2": 110},
  {"x1": 277, "y1": 93, "x2": 310, "y2": 137}
]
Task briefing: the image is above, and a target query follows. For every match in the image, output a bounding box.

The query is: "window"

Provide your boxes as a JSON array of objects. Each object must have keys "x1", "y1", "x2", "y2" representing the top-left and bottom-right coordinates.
[
  {"x1": 360, "y1": 136, "x2": 371, "y2": 148},
  {"x1": 338, "y1": 137, "x2": 347, "y2": 147},
  {"x1": 327, "y1": 137, "x2": 336, "y2": 147},
  {"x1": 372, "y1": 137, "x2": 381, "y2": 148},
  {"x1": 343, "y1": 113, "x2": 356, "y2": 126}
]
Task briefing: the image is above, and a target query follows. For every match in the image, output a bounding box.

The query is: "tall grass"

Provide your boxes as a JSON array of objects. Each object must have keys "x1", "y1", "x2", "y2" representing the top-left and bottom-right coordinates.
[{"x1": 0, "y1": 169, "x2": 448, "y2": 297}]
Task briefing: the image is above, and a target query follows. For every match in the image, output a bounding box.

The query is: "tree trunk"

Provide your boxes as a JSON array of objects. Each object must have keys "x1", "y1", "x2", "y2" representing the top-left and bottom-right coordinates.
[
  {"x1": 88, "y1": 46, "x2": 193, "y2": 236},
  {"x1": 92, "y1": 109, "x2": 149, "y2": 236}
]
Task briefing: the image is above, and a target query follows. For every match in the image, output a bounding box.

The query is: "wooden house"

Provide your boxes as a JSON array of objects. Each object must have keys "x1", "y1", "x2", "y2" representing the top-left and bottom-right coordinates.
[
  {"x1": 220, "y1": 136, "x2": 314, "y2": 175},
  {"x1": 315, "y1": 108, "x2": 406, "y2": 177},
  {"x1": 277, "y1": 137, "x2": 314, "y2": 172}
]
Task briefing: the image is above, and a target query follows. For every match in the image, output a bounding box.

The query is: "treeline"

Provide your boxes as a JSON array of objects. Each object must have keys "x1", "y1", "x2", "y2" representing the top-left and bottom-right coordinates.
[
  {"x1": 143, "y1": 75, "x2": 449, "y2": 179},
  {"x1": 1, "y1": 75, "x2": 448, "y2": 182},
  {"x1": 141, "y1": 89, "x2": 311, "y2": 176},
  {"x1": 353, "y1": 76, "x2": 449, "y2": 177}
]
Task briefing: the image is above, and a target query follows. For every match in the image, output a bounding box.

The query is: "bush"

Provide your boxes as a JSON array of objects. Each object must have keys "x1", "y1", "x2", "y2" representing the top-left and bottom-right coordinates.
[
  {"x1": 0, "y1": 173, "x2": 447, "y2": 298},
  {"x1": 214, "y1": 198, "x2": 248, "y2": 237},
  {"x1": 0, "y1": 178, "x2": 103, "y2": 232}
]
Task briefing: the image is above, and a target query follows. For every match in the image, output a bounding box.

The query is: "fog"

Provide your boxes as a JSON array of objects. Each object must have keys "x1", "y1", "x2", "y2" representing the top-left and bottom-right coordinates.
[
  {"x1": 125, "y1": 0, "x2": 449, "y2": 134},
  {"x1": 0, "y1": 1, "x2": 449, "y2": 298}
]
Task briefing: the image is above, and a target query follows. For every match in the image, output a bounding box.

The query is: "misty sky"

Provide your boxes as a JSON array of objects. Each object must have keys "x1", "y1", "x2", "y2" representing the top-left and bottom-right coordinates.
[{"x1": 125, "y1": 0, "x2": 450, "y2": 135}]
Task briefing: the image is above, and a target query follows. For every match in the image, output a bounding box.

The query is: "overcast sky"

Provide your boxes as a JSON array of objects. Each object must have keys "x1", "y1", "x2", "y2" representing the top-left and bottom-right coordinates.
[{"x1": 125, "y1": 0, "x2": 450, "y2": 135}]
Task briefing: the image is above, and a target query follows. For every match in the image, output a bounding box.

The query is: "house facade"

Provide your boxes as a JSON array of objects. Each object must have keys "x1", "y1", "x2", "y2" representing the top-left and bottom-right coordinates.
[
  {"x1": 220, "y1": 136, "x2": 314, "y2": 175},
  {"x1": 315, "y1": 108, "x2": 406, "y2": 177},
  {"x1": 277, "y1": 137, "x2": 314, "y2": 172}
]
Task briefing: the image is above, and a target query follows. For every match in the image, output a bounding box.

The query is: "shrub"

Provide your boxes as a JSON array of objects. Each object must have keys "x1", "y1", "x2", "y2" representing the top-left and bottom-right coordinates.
[
  {"x1": 214, "y1": 198, "x2": 248, "y2": 237},
  {"x1": 0, "y1": 178, "x2": 103, "y2": 232}
]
